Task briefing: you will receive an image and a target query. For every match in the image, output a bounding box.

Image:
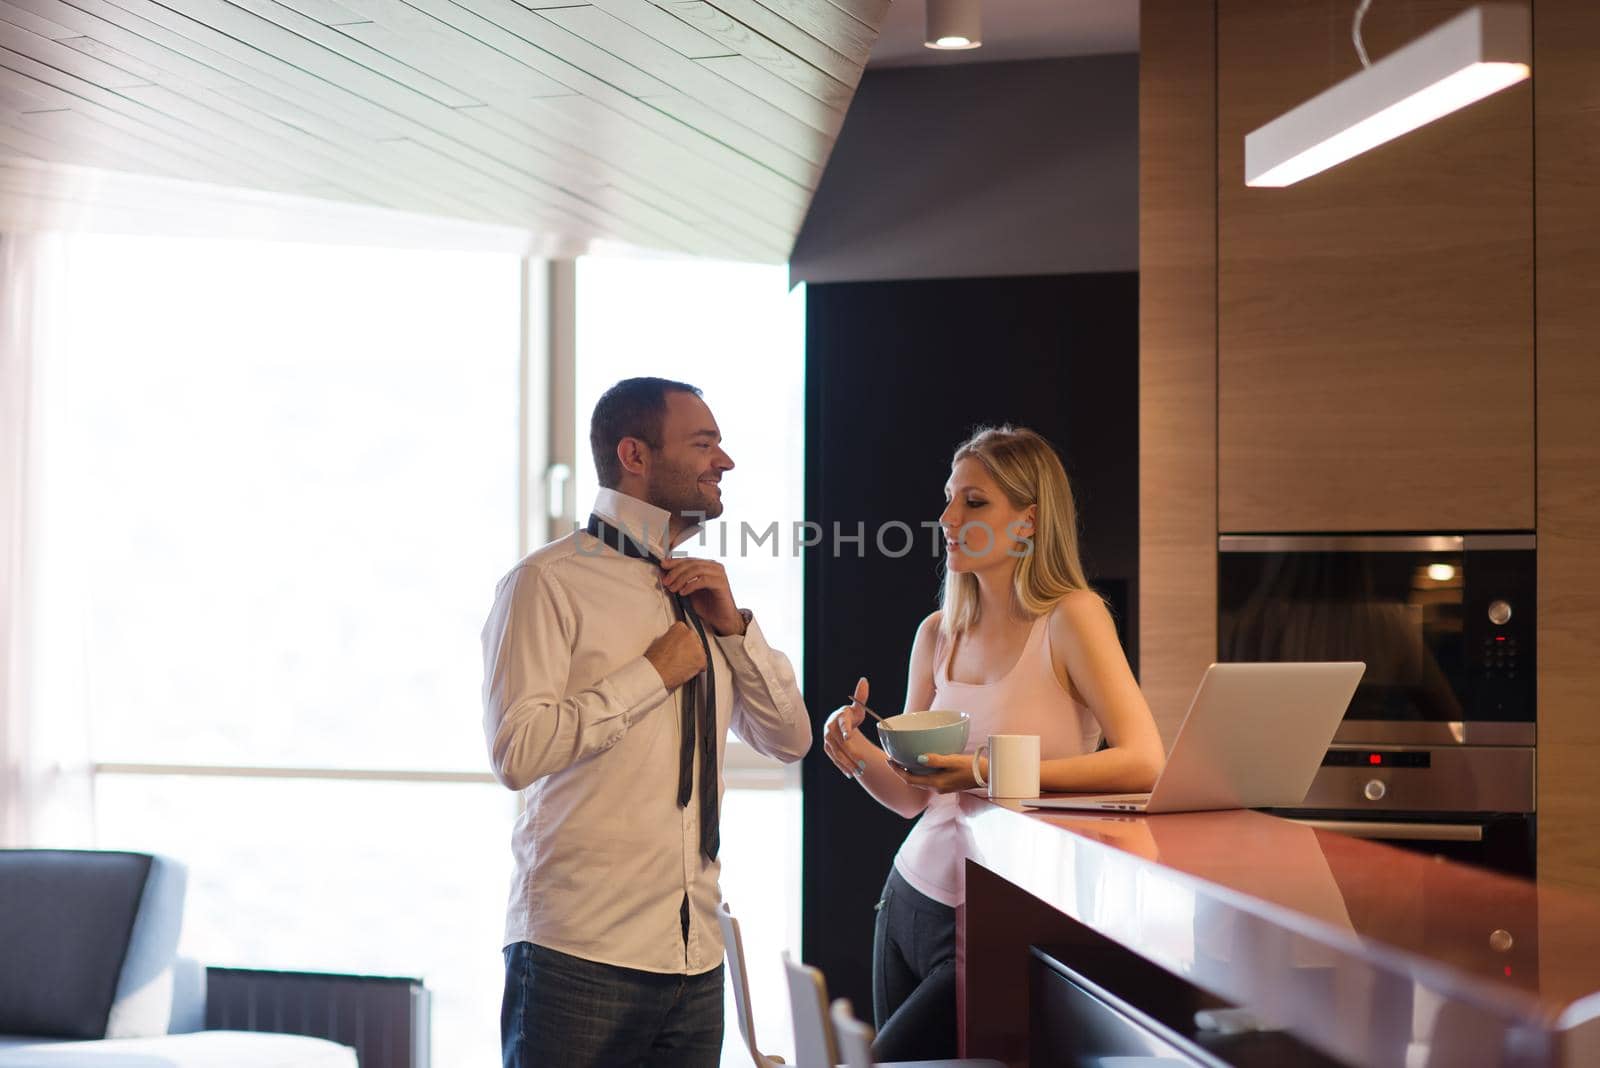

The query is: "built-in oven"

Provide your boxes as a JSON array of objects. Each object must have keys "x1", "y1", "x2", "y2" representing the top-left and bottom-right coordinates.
[{"x1": 1218, "y1": 534, "x2": 1536, "y2": 877}]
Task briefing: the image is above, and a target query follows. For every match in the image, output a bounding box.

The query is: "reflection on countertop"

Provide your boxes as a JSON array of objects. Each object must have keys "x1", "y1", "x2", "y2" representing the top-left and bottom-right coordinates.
[{"x1": 961, "y1": 795, "x2": 1600, "y2": 1066}]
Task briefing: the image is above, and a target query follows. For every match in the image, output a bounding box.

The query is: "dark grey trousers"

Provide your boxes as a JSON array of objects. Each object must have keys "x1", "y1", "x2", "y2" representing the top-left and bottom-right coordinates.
[{"x1": 871, "y1": 867, "x2": 959, "y2": 1061}]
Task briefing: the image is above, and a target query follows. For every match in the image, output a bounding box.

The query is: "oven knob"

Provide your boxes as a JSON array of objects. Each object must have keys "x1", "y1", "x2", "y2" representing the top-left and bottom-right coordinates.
[
  {"x1": 1363, "y1": 779, "x2": 1387, "y2": 802},
  {"x1": 1488, "y1": 600, "x2": 1513, "y2": 626},
  {"x1": 1490, "y1": 929, "x2": 1514, "y2": 952}
]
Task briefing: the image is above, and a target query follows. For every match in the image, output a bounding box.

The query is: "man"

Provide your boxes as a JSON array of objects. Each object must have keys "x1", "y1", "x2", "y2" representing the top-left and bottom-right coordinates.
[{"x1": 482, "y1": 376, "x2": 812, "y2": 1067}]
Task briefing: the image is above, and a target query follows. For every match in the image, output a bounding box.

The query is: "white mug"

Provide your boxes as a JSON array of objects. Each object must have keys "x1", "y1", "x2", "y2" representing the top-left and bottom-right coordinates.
[{"x1": 971, "y1": 734, "x2": 1040, "y2": 799}]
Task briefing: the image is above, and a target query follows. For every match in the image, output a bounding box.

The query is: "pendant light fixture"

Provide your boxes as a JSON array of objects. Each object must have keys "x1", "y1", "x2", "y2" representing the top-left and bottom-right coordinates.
[
  {"x1": 925, "y1": 0, "x2": 981, "y2": 50},
  {"x1": 1245, "y1": 3, "x2": 1529, "y2": 188}
]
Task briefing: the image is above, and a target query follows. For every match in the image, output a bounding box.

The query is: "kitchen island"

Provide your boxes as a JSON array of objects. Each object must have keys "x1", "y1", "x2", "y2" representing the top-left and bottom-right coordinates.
[{"x1": 957, "y1": 795, "x2": 1600, "y2": 1067}]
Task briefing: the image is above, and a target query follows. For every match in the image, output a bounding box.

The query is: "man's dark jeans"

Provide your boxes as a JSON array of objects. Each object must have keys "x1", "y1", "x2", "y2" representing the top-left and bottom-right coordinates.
[{"x1": 501, "y1": 941, "x2": 724, "y2": 1068}]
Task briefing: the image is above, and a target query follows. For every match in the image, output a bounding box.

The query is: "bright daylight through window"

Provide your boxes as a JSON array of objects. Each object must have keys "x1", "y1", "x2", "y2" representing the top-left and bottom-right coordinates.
[{"x1": 28, "y1": 235, "x2": 806, "y2": 1068}]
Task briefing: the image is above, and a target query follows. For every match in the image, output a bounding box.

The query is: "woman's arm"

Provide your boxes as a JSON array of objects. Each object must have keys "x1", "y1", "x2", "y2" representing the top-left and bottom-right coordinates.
[
  {"x1": 820, "y1": 612, "x2": 941, "y2": 819},
  {"x1": 1038, "y1": 590, "x2": 1166, "y2": 793},
  {"x1": 895, "y1": 596, "x2": 1167, "y2": 795}
]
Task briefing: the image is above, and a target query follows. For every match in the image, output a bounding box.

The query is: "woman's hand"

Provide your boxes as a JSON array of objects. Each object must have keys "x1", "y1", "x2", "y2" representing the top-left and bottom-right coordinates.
[
  {"x1": 822, "y1": 676, "x2": 878, "y2": 779},
  {"x1": 887, "y1": 752, "x2": 982, "y2": 794}
]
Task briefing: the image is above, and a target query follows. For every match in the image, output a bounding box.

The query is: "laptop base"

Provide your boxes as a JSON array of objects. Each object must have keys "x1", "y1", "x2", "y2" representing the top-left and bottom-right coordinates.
[{"x1": 1024, "y1": 794, "x2": 1153, "y2": 812}]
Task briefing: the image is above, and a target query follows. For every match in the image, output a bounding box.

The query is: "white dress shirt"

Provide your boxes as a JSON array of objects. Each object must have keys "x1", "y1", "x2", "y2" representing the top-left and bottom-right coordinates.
[{"x1": 481, "y1": 488, "x2": 812, "y2": 974}]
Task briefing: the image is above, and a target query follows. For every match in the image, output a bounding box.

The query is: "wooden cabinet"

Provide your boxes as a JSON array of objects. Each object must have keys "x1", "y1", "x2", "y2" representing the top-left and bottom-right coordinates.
[
  {"x1": 1141, "y1": 0, "x2": 1600, "y2": 906},
  {"x1": 1216, "y1": 0, "x2": 1535, "y2": 533},
  {"x1": 1139, "y1": 0, "x2": 1217, "y2": 744},
  {"x1": 1534, "y1": 0, "x2": 1600, "y2": 899}
]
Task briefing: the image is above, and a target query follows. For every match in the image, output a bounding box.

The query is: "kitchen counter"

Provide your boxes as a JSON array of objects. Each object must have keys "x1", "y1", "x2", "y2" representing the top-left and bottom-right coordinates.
[{"x1": 957, "y1": 795, "x2": 1600, "y2": 1067}]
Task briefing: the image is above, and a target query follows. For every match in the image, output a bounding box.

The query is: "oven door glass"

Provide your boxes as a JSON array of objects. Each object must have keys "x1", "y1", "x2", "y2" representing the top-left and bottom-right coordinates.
[{"x1": 1218, "y1": 537, "x2": 1534, "y2": 724}]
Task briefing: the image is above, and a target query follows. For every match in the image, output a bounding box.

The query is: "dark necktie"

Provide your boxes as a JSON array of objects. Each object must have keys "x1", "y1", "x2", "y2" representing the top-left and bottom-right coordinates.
[{"x1": 585, "y1": 514, "x2": 719, "y2": 863}]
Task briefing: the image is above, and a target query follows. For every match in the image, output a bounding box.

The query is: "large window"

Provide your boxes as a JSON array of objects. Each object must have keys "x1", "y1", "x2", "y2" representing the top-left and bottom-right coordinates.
[
  {"x1": 37, "y1": 234, "x2": 523, "y2": 1067},
  {"x1": 31, "y1": 239, "x2": 809, "y2": 1067}
]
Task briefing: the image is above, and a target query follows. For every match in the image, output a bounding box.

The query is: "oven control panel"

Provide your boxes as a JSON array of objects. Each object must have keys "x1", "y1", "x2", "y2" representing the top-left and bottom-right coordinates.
[
  {"x1": 1322, "y1": 750, "x2": 1431, "y2": 768},
  {"x1": 1292, "y1": 745, "x2": 1535, "y2": 813},
  {"x1": 1481, "y1": 633, "x2": 1520, "y2": 680}
]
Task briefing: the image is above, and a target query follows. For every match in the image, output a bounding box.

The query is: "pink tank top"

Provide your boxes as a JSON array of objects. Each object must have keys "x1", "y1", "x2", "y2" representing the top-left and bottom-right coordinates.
[{"x1": 892, "y1": 611, "x2": 1101, "y2": 906}]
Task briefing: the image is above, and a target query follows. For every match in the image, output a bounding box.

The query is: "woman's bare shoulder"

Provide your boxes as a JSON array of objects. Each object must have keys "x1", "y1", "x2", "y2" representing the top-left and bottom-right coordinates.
[
  {"x1": 1048, "y1": 589, "x2": 1113, "y2": 645},
  {"x1": 910, "y1": 610, "x2": 944, "y2": 654}
]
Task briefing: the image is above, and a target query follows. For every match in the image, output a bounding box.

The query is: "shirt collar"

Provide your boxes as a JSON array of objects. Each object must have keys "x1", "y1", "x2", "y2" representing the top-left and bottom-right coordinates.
[{"x1": 590, "y1": 488, "x2": 702, "y2": 559}]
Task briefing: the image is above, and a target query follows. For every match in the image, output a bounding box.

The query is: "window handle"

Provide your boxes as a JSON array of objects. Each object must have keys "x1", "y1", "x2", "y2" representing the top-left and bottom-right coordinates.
[{"x1": 546, "y1": 463, "x2": 571, "y2": 522}]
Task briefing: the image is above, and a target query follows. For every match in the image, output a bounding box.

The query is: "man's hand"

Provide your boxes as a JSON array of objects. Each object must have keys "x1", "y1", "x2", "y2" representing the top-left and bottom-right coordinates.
[
  {"x1": 644, "y1": 621, "x2": 707, "y2": 690},
  {"x1": 659, "y1": 556, "x2": 744, "y2": 635}
]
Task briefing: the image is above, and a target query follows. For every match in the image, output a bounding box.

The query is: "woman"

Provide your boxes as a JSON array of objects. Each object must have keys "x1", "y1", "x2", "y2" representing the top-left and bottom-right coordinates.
[{"x1": 822, "y1": 426, "x2": 1166, "y2": 1061}]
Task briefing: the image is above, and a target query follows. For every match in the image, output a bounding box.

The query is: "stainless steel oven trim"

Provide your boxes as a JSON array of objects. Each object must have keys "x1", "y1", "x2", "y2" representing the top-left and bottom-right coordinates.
[
  {"x1": 1332, "y1": 722, "x2": 1536, "y2": 747},
  {"x1": 1218, "y1": 534, "x2": 1535, "y2": 553},
  {"x1": 1220, "y1": 534, "x2": 1463, "y2": 553},
  {"x1": 1464, "y1": 534, "x2": 1538, "y2": 551},
  {"x1": 1292, "y1": 819, "x2": 1486, "y2": 842},
  {"x1": 1297, "y1": 745, "x2": 1535, "y2": 813}
]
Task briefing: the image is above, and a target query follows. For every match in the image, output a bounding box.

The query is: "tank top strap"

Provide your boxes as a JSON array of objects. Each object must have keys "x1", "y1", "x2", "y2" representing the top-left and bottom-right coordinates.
[
  {"x1": 1031, "y1": 605, "x2": 1054, "y2": 669},
  {"x1": 1026, "y1": 609, "x2": 1050, "y2": 648}
]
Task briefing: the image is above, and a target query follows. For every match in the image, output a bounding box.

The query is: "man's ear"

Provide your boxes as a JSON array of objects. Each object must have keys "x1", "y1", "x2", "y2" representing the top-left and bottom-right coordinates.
[{"x1": 617, "y1": 437, "x2": 649, "y2": 478}]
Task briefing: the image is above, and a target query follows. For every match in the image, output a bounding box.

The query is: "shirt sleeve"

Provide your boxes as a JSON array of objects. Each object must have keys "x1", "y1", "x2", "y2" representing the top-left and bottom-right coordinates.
[
  {"x1": 716, "y1": 612, "x2": 813, "y2": 763},
  {"x1": 481, "y1": 563, "x2": 670, "y2": 791}
]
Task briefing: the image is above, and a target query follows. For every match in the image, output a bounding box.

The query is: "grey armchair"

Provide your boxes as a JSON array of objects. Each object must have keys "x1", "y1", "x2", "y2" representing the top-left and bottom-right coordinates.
[{"x1": 0, "y1": 849, "x2": 422, "y2": 1068}]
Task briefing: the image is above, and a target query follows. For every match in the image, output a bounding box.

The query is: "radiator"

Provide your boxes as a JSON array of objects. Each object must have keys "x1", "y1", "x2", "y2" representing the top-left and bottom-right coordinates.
[{"x1": 204, "y1": 966, "x2": 430, "y2": 1068}]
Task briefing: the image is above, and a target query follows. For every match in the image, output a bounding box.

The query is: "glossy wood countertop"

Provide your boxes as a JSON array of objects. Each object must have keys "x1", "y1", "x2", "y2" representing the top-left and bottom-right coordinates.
[{"x1": 959, "y1": 795, "x2": 1600, "y2": 1067}]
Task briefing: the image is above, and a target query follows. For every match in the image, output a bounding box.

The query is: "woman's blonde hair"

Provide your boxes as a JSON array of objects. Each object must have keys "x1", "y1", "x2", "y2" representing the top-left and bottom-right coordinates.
[{"x1": 940, "y1": 425, "x2": 1095, "y2": 639}]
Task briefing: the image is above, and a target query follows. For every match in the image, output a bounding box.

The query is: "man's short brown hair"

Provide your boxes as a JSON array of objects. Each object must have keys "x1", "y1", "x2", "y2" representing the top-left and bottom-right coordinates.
[{"x1": 589, "y1": 377, "x2": 702, "y2": 489}]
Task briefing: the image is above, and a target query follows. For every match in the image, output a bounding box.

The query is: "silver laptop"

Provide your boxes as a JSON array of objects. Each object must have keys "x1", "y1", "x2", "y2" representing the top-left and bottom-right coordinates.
[{"x1": 1023, "y1": 662, "x2": 1365, "y2": 814}]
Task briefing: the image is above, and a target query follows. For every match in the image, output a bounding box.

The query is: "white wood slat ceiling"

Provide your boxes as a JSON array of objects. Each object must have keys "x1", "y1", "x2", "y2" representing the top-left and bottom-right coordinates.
[{"x1": 0, "y1": 0, "x2": 888, "y2": 260}]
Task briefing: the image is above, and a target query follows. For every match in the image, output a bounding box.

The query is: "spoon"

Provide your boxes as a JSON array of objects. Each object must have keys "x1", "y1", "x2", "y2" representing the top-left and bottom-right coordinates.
[{"x1": 844, "y1": 694, "x2": 887, "y2": 725}]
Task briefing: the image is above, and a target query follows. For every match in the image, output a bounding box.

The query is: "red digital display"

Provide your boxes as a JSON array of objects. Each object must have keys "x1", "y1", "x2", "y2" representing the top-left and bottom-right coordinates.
[{"x1": 1369, "y1": 753, "x2": 1383, "y2": 765}]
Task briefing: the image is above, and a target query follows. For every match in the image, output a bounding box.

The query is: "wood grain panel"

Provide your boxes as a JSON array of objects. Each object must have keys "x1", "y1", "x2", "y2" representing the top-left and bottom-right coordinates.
[
  {"x1": 672, "y1": 0, "x2": 859, "y2": 88},
  {"x1": 334, "y1": 0, "x2": 808, "y2": 230},
  {"x1": 0, "y1": 0, "x2": 882, "y2": 259},
  {"x1": 411, "y1": 0, "x2": 815, "y2": 201},
  {"x1": 8, "y1": 0, "x2": 650, "y2": 231},
  {"x1": 537, "y1": 3, "x2": 832, "y2": 160},
  {"x1": 0, "y1": 156, "x2": 549, "y2": 252},
  {"x1": 126, "y1": 0, "x2": 762, "y2": 248},
  {"x1": 585, "y1": 0, "x2": 733, "y2": 59},
  {"x1": 670, "y1": 1, "x2": 852, "y2": 108},
  {"x1": 1217, "y1": 0, "x2": 1534, "y2": 533},
  {"x1": 0, "y1": 55, "x2": 284, "y2": 188},
  {"x1": 1534, "y1": 0, "x2": 1600, "y2": 899},
  {"x1": 1139, "y1": 0, "x2": 1217, "y2": 746},
  {"x1": 755, "y1": 0, "x2": 873, "y2": 64},
  {"x1": 696, "y1": 52, "x2": 845, "y2": 135},
  {"x1": 0, "y1": 0, "x2": 77, "y2": 40}
]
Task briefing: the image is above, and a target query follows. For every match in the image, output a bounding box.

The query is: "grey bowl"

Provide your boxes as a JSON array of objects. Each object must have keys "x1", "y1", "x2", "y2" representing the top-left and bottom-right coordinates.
[{"x1": 878, "y1": 710, "x2": 971, "y2": 774}]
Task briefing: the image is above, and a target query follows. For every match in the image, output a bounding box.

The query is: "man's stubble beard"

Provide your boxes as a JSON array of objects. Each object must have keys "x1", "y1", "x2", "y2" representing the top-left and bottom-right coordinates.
[{"x1": 647, "y1": 461, "x2": 724, "y2": 523}]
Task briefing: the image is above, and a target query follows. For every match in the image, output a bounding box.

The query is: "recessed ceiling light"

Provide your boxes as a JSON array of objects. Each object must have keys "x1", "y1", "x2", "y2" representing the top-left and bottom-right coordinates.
[{"x1": 925, "y1": 0, "x2": 981, "y2": 50}]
